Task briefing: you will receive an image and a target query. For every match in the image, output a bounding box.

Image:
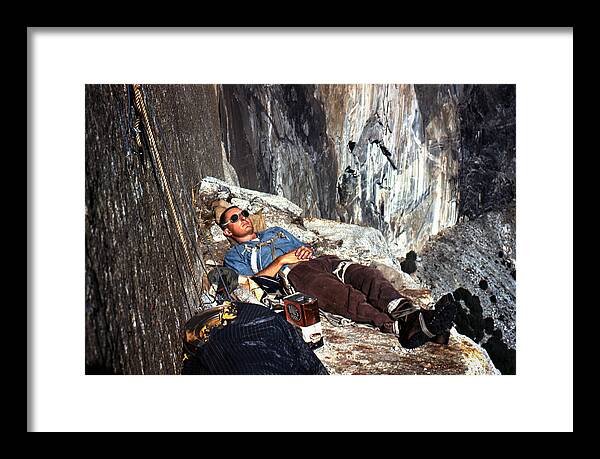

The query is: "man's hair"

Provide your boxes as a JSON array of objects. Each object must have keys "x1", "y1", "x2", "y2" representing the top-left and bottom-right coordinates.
[{"x1": 219, "y1": 205, "x2": 240, "y2": 228}]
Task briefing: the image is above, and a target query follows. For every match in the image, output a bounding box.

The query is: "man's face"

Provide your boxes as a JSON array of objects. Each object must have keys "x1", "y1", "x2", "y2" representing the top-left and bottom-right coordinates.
[{"x1": 222, "y1": 207, "x2": 255, "y2": 239}]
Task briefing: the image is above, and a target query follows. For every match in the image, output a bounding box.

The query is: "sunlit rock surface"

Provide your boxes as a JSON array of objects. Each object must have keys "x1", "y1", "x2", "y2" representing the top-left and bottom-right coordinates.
[
  {"x1": 316, "y1": 84, "x2": 460, "y2": 256},
  {"x1": 315, "y1": 325, "x2": 498, "y2": 375},
  {"x1": 195, "y1": 177, "x2": 499, "y2": 375}
]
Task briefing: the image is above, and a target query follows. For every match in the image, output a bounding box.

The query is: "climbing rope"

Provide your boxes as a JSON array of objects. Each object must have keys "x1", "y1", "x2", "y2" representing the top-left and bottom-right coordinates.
[
  {"x1": 131, "y1": 84, "x2": 203, "y2": 300},
  {"x1": 127, "y1": 84, "x2": 235, "y2": 306},
  {"x1": 141, "y1": 90, "x2": 235, "y2": 304}
]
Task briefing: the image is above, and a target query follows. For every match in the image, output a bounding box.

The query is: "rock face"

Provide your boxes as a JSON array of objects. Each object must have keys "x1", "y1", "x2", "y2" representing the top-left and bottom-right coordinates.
[
  {"x1": 316, "y1": 84, "x2": 460, "y2": 255},
  {"x1": 85, "y1": 85, "x2": 230, "y2": 374},
  {"x1": 316, "y1": 325, "x2": 498, "y2": 375},
  {"x1": 218, "y1": 84, "x2": 515, "y2": 256},
  {"x1": 414, "y1": 202, "x2": 516, "y2": 374},
  {"x1": 194, "y1": 177, "x2": 499, "y2": 375},
  {"x1": 449, "y1": 85, "x2": 516, "y2": 221},
  {"x1": 218, "y1": 85, "x2": 337, "y2": 219}
]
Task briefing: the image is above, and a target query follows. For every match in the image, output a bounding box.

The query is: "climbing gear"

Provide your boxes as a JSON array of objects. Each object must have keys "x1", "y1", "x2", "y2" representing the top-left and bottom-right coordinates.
[
  {"x1": 324, "y1": 313, "x2": 355, "y2": 327},
  {"x1": 207, "y1": 266, "x2": 239, "y2": 295},
  {"x1": 182, "y1": 302, "x2": 239, "y2": 359},
  {"x1": 244, "y1": 231, "x2": 289, "y2": 274},
  {"x1": 252, "y1": 275, "x2": 285, "y2": 295},
  {"x1": 387, "y1": 297, "x2": 420, "y2": 319},
  {"x1": 250, "y1": 275, "x2": 287, "y2": 311},
  {"x1": 332, "y1": 260, "x2": 354, "y2": 283},
  {"x1": 246, "y1": 262, "x2": 297, "y2": 312},
  {"x1": 132, "y1": 84, "x2": 198, "y2": 288},
  {"x1": 418, "y1": 312, "x2": 436, "y2": 338},
  {"x1": 278, "y1": 265, "x2": 296, "y2": 296},
  {"x1": 320, "y1": 310, "x2": 378, "y2": 330}
]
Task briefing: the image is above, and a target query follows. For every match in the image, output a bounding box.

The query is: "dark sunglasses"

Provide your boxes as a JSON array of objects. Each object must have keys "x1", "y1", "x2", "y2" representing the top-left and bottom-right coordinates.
[{"x1": 221, "y1": 209, "x2": 250, "y2": 228}]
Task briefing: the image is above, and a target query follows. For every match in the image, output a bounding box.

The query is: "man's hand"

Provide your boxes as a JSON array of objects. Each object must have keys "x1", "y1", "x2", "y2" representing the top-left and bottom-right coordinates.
[
  {"x1": 278, "y1": 246, "x2": 312, "y2": 265},
  {"x1": 294, "y1": 246, "x2": 314, "y2": 260}
]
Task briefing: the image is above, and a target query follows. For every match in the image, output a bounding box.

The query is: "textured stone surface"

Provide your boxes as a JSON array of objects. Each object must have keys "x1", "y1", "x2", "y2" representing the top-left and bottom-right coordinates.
[
  {"x1": 316, "y1": 84, "x2": 460, "y2": 256},
  {"x1": 450, "y1": 85, "x2": 516, "y2": 221},
  {"x1": 218, "y1": 85, "x2": 337, "y2": 219},
  {"x1": 414, "y1": 203, "x2": 516, "y2": 374},
  {"x1": 85, "y1": 85, "x2": 230, "y2": 374},
  {"x1": 315, "y1": 322, "x2": 498, "y2": 375}
]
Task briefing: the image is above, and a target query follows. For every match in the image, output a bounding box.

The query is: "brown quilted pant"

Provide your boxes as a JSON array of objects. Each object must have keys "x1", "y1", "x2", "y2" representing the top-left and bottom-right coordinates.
[{"x1": 287, "y1": 255, "x2": 404, "y2": 329}]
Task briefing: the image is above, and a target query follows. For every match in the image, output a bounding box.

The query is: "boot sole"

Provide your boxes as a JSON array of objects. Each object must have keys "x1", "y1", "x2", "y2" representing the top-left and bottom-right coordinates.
[{"x1": 400, "y1": 300, "x2": 457, "y2": 349}]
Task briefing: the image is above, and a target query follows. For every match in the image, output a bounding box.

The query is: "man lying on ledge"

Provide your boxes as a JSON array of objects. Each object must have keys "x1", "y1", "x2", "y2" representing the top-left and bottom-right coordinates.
[{"x1": 218, "y1": 205, "x2": 458, "y2": 349}]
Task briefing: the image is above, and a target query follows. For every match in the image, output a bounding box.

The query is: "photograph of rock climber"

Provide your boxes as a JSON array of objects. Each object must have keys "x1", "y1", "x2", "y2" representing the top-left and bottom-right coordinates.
[{"x1": 83, "y1": 81, "x2": 518, "y2": 377}]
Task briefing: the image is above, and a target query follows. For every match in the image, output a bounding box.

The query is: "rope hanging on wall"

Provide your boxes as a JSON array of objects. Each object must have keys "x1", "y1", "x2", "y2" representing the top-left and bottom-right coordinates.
[{"x1": 128, "y1": 84, "x2": 235, "y2": 306}]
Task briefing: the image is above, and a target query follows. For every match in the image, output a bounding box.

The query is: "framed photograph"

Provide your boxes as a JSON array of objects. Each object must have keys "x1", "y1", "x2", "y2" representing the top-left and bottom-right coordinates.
[{"x1": 29, "y1": 28, "x2": 573, "y2": 432}]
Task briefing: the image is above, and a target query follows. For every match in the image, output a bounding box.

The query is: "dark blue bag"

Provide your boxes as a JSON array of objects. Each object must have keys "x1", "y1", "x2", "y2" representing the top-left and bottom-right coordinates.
[{"x1": 181, "y1": 302, "x2": 328, "y2": 375}]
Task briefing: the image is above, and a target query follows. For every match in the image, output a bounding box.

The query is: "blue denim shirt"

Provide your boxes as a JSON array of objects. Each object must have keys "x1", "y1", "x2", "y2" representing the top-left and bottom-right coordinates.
[{"x1": 223, "y1": 226, "x2": 306, "y2": 276}]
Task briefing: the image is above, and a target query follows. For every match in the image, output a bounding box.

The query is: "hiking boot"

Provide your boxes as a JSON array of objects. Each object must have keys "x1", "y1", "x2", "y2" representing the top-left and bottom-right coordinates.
[
  {"x1": 381, "y1": 317, "x2": 450, "y2": 345},
  {"x1": 394, "y1": 293, "x2": 458, "y2": 349}
]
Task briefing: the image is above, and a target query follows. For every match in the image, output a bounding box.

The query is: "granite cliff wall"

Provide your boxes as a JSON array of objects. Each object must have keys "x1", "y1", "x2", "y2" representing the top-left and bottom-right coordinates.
[
  {"x1": 218, "y1": 84, "x2": 515, "y2": 254},
  {"x1": 85, "y1": 85, "x2": 230, "y2": 374}
]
